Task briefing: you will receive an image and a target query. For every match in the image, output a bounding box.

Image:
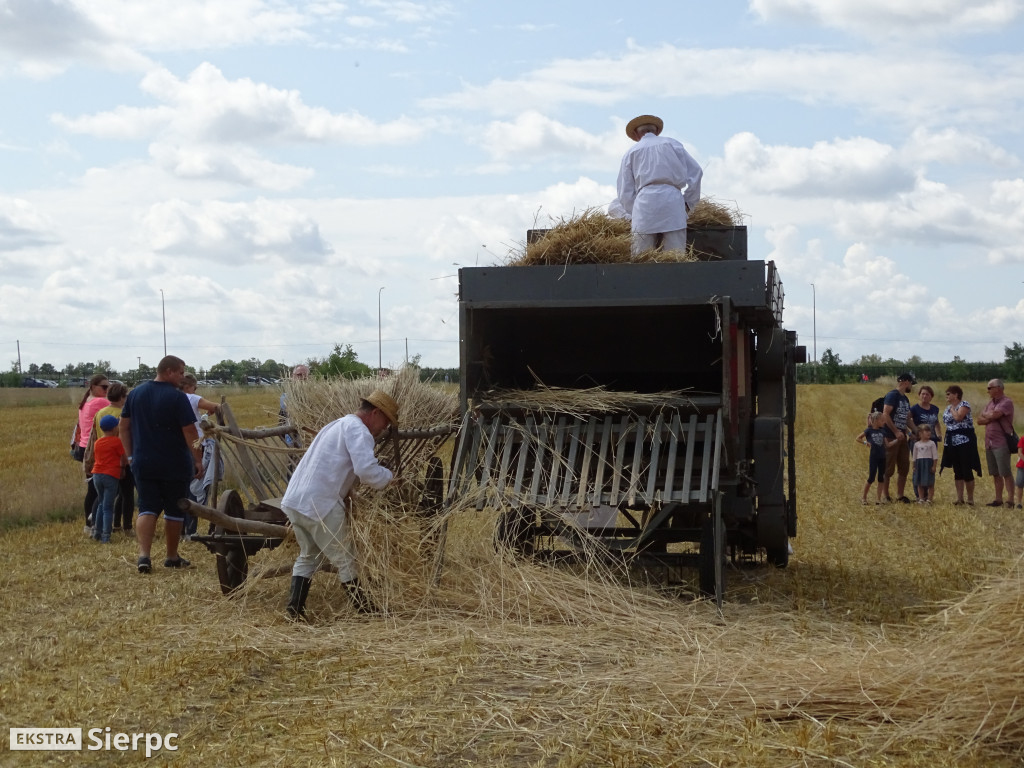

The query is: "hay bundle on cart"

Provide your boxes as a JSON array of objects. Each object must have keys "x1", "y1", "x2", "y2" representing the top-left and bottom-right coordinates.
[{"x1": 510, "y1": 198, "x2": 744, "y2": 266}]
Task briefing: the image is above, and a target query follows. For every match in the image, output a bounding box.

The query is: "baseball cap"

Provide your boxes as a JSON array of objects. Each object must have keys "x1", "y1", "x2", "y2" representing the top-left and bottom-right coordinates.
[{"x1": 99, "y1": 414, "x2": 120, "y2": 431}]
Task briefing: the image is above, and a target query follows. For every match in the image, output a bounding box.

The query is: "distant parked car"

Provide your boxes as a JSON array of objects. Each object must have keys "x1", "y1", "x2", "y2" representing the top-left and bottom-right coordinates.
[{"x1": 21, "y1": 377, "x2": 50, "y2": 388}]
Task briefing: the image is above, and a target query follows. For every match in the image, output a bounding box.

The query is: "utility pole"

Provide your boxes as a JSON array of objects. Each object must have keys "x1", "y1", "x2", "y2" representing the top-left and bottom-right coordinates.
[{"x1": 378, "y1": 286, "x2": 385, "y2": 374}]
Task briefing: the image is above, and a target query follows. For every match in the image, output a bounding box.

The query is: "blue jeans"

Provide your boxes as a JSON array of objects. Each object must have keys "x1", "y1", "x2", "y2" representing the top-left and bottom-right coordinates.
[{"x1": 92, "y1": 473, "x2": 120, "y2": 542}]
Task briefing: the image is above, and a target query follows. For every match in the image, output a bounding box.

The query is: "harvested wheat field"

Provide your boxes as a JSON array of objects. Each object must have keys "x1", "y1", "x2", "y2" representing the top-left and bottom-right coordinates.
[{"x1": 2, "y1": 379, "x2": 1023, "y2": 767}]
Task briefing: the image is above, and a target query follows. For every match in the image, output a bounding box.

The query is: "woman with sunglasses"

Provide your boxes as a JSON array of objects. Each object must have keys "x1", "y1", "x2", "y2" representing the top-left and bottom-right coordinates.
[{"x1": 75, "y1": 374, "x2": 110, "y2": 531}]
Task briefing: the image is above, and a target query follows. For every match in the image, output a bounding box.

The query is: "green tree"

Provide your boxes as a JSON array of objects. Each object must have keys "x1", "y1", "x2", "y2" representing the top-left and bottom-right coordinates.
[
  {"x1": 949, "y1": 355, "x2": 969, "y2": 381},
  {"x1": 209, "y1": 359, "x2": 243, "y2": 383},
  {"x1": 315, "y1": 344, "x2": 372, "y2": 379},
  {"x1": 1005, "y1": 342, "x2": 1024, "y2": 382},
  {"x1": 820, "y1": 348, "x2": 842, "y2": 384},
  {"x1": 855, "y1": 353, "x2": 882, "y2": 366}
]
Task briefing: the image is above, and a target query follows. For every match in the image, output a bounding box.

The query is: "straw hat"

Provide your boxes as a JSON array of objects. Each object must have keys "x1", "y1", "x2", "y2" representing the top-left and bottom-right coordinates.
[
  {"x1": 364, "y1": 390, "x2": 399, "y2": 427},
  {"x1": 625, "y1": 114, "x2": 663, "y2": 141}
]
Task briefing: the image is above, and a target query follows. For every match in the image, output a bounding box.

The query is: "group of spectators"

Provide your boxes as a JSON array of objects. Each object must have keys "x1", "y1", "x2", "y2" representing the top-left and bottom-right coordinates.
[
  {"x1": 71, "y1": 356, "x2": 222, "y2": 569},
  {"x1": 857, "y1": 374, "x2": 1022, "y2": 508}
]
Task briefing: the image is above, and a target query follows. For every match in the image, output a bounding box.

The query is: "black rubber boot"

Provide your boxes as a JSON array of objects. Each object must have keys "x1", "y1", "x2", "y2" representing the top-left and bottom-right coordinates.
[
  {"x1": 285, "y1": 576, "x2": 311, "y2": 620},
  {"x1": 343, "y1": 578, "x2": 378, "y2": 615}
]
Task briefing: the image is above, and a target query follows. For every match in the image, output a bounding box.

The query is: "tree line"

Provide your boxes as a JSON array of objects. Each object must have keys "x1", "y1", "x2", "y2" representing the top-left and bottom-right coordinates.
[
  {"x1": 799, "y1": 342, "x2": 1024, "y2": 384},
  {"x1": 3, "y1": 343, "x2": 459, "y2": 387}
]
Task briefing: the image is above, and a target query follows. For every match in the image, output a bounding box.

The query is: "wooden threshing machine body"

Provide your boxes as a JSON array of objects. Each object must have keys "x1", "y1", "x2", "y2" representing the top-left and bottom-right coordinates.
[{"x1": 448, "y1": 227, "x2": 805, "y2": 599}]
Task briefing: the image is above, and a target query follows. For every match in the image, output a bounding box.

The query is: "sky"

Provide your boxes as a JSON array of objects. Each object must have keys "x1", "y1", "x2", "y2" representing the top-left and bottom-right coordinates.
[{"x1": 2, "y1": 0, "x2": 1023, "y2": 376}]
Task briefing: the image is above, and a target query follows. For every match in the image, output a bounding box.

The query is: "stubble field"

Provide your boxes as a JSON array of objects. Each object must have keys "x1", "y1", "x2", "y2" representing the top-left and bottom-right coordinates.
[{"x1": 1, "y1": 381, "x2": 1022, "y2": 766}]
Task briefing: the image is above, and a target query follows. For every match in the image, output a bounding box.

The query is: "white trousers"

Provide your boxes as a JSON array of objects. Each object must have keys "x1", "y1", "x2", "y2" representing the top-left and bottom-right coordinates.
[
  {"x1": 631, "y1": 228, "x2": 687, "y2": 256},
  {"x1": 283, "y1": 500, "x2": 358, "y2": 583}
]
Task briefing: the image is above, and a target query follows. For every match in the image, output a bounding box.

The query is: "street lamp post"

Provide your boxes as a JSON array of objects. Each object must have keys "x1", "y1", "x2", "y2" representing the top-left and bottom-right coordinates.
[
  {"x1": 810, "y1": 283, "x2": 817, "y2": 364},
  {"x1": 160, "y1": 289, "x2": 167, "y2": 357},
  {"x1": 378, "y1": 286, "x2": 385, "y2": 375}
]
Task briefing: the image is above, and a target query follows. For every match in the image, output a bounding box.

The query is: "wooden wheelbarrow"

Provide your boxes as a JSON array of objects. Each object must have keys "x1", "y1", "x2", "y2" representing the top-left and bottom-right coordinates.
[{"x1": 186, "y1": 399, "x2": 455, "y2": 594}]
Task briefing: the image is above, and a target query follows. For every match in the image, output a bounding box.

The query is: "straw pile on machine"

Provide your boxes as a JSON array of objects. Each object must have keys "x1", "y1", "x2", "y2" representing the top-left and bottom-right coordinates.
[{"x1": 508, "y1": 198, "x2": 743, "y2": 266}]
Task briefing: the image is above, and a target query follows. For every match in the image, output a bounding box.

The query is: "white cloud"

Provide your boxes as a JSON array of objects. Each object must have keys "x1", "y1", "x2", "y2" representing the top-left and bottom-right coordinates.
[
  {"x1": 0, "y1": 197, "x2": 58, "y2": 251},
  {"x1": 901, "y1": 127, "x2": 1019, "y2": 168},
  {"x1": 477, "y1": 112, "x2": 622, "y2": 169},
  {"x1": 721, "y1": 132, "x2": 914, "y2": 198},
  {"x1": 0, "y1": 0, "x2": 152, "y2": 76},
  {"x1": 749, "y1": 0, "x2": 1024, "y2": 37},
  {"x1": 148, "y1": 142, "x2": 314, "y2": 190},
  {"x1": 52, "y1": 105, "x2": 175, "y2": 140},
  {"x1": 86, "y1": 0, "x2": 314, "y2": 50},
  {"x1": 423, "y1": 44, "x2": 1023, "y2": 130},
  {"x1": 141, "y1": 198, "x2": 334, "y2": 263},
  {"x1": 55, "y1": 64, "x2": 432, "y2": 146},
  {"x1": 834, "y1": 178, "x2": 990, "y2": 245},
  {"x1": 361, "y1": 0, "x2": 455, "y2": 25},
  {"x1": 986, "y1": 178, "x2": 1024, "y2": 263}
]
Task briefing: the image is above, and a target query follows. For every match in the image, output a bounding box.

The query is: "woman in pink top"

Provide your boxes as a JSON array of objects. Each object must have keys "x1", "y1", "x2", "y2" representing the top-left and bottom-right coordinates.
[{"x1": 76, "y1": 373, "x2": 110, "y2": 532}]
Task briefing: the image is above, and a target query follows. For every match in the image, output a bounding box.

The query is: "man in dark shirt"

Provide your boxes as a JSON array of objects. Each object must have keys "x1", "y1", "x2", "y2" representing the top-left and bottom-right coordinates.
[
  {"x1": 120, "y1": 355, "x2": 202, "y2": 573},
  {"x1": 881, "y1": 372, "x2": 914, "y2": 503}
]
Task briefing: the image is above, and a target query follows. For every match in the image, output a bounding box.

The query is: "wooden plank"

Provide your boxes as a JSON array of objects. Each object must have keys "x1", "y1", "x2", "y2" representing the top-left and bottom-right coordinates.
[
  {"x1": 609, "y1": 414, "x2": 631, "y2": 506},
  {"x1": 663, "y1": 411, "x2": 682, "y2": 502},
  {"x1": 698, "y1": 414, "x2": 715, "y2": 503},
  {"x1": 528, "y1": 416, "x2": 550, "y2": 504},
  {"x1": 680, "y1": 414, "x2": 697, "y2": 503},
  {"x1": 592, "y1": 415, "x2": 613, "y2": 507},
  {"x1": 476, "y1": 415, "x2": 500, "y2": 510},
  {"x1": 496, "y1": 417, "x2": 517, "y2": 502},
  {"x1": 546, "y1": 417, "x2": 567, "y2": 506},
  {"x1": 645, "y1": 412, "x2": 666, "y2": 502},
  {"x1": 626, "y1": 416, "x2": 646, "y2": 507},
  {"x1": 446, "y1": 411, "x2": 474, "y2": 500},
  {"x1": 576, "y1": 416, "x2": 597, "y2": 510},
  {"x1": 560, "y1": 418, "x2": 583, "y2": 507},
  {"x1": 220, "y1": 401, "x2": 271, "y2": 502},
  {"x1": 512, "y1": 415, "x2": 534, "y2": 497}
]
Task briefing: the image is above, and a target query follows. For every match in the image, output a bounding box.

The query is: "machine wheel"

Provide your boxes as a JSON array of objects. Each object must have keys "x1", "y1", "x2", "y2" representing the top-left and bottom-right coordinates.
[
  {"x1": 765, "y1": 544, "x2": 789, "y2": 569},
  {"x1": 698, "y1": 517, "x2": 723, "y2": 597},
  {"x1": 215, "y1": 545, "x2": 248, "y2": 595}
]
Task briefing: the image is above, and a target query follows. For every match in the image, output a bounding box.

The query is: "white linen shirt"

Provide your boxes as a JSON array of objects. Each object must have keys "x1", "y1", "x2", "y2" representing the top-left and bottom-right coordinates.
[
  {"x1": 281, "y1": 414, "x2": 393, "y2": 521},
  {"x1": 617, "y1": 133, "x2": 703, "y2": 235}
]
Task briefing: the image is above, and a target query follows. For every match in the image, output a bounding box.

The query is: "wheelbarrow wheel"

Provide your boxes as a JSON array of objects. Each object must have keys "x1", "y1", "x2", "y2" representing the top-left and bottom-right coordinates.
[
  {"x1": 214, "y1": 489, "x2": 249, "y2": 594},
  {"x1": 216, "y1": 545, "x2": 249, "y2": 595}
]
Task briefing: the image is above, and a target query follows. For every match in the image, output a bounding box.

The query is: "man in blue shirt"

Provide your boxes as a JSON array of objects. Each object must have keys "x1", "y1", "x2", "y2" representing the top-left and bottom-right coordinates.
[
  {"x1": 120, "y1": 355, "x2": 202, "y2": 573},
  {"x1": 882, "y1": 372, "x2": 915, "y2": 503}
]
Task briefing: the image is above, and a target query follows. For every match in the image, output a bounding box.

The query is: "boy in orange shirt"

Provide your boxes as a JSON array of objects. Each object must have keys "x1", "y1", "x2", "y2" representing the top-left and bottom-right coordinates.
[{"x1": 92, "y1": 414, "x2": 128, "y2": 543}]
